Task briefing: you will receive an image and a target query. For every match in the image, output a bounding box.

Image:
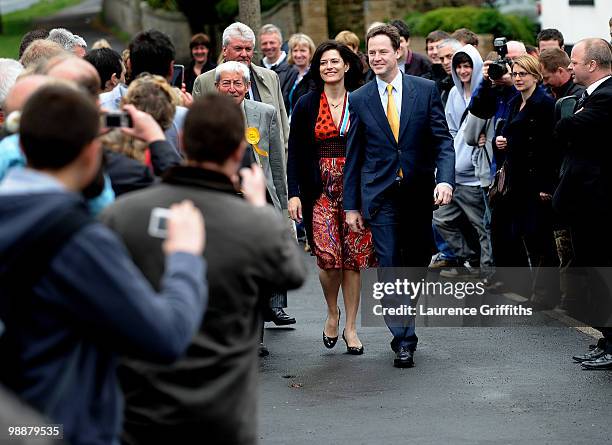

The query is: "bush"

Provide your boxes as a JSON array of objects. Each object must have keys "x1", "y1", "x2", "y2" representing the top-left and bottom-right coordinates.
[{"x1": 407, "y1": 6, "x2": 536, "y2": 44}]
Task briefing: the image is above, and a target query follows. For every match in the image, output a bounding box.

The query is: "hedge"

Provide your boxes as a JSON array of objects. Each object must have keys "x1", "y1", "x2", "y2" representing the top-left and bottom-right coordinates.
[{"x1": 406, "y1": 6, "x2": 537, "y2": 44}]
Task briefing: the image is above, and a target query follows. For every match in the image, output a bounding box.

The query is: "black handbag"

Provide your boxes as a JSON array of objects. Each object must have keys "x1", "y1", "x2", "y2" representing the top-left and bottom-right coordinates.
[{"x1": 488, "y1": 160, "x2": 511, "y2": 205}]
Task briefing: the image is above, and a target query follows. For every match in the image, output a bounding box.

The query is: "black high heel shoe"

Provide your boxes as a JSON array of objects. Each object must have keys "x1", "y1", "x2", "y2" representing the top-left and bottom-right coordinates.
[
  {"x1": 322, "y1": 308, "x2": 340, "y2": 349},
  {"x1": 342, "y1": 330, "x2": 364, "y2": 355}
]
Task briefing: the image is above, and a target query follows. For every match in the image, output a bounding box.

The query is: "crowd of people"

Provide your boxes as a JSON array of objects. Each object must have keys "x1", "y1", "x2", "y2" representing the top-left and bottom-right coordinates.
[{"x1": 0, "y1": 15, "x2": 611, "y2": 444}]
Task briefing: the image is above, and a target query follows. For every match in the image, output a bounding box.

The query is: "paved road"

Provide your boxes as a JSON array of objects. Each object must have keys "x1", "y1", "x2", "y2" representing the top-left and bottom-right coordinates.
[
  {"x1": 33, "y1": 0, "x2": 125, "y2": 52},
  {"x1": 259, "y1": 253, "x2": 612, "y2": 444}
]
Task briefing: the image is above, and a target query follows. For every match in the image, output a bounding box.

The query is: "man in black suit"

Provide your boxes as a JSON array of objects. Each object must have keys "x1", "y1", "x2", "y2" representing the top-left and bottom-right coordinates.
[
  {"x1": 344, "y1": 25, "x2": 455, "y2": 368},
  {"x1": 553, "y1": 38, "x2": 612, "y2": 370}
]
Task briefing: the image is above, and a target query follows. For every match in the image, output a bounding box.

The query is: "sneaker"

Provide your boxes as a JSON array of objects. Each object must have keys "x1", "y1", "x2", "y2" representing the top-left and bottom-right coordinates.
[{"x1": 429, "y1": 253, "x2": 459, "y2": 269}]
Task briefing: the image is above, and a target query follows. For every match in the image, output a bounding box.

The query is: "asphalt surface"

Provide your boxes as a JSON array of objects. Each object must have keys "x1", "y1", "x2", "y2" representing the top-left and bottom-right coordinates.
[
  {"x1": 33, "y1": 0, "x2": 125, "y2": 52},
  {"x1": 259, "y1": 252, "x2": 612, "y2": 444}
]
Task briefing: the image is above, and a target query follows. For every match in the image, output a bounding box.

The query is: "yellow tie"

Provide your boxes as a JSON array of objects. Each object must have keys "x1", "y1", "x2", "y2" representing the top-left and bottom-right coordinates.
[{"x1": 386, "y1": 84, "x2": 402, "y2": 178}]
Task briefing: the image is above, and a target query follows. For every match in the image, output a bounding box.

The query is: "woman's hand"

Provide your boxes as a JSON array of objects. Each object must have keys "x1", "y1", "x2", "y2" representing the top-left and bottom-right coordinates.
[
  {"x1": 288, "y1": 197, "x2": 302, "y2": 222},
  {"x1": 495, "y1": 136, "x2": 508, "y2": 150}
]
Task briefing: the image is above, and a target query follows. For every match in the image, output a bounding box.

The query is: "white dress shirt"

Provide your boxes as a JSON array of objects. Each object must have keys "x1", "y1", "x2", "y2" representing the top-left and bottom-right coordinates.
[{"x1": 376, "y1": 70, "x2": 403, "y2": 118}]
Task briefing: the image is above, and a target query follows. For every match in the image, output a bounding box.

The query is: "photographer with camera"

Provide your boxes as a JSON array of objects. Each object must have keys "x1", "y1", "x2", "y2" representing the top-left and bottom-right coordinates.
[{"x1": 469, "y1": 39, "x2": 527, "y2": 128}]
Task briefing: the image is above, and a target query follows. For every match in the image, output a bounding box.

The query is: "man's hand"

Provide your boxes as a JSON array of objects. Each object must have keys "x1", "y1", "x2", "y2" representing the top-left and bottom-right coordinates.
[
  {"x1": 434, "y1": 183, "x2": 453, "y2": 206},
  {"x1": 240, "y1": 164, "x2": 267, "y2": 207},
  {"x1": 346, "y1": 210, "x2": 365, "y2": 233},
  {"x1": 163, "y1": 200, "x2": 205, "y2": 256},
  {"x1": 288, "y1": 197, "x2": 302, "y2": 222},
  {"x1": 482, "y1": 60, "x2": 492, "y2": 81},
  {"x1": 539, "y1": 192, "x2": 552, "y2": 201},
  {"x1": 120, "y1": 104, "x2": 165, "y2": 144}
]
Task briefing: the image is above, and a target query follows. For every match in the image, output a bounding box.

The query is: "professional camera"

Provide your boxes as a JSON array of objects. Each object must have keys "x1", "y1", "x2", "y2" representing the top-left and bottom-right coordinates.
[{"x1": 488, "y1": 37, "x2": 512, "y2": 81}]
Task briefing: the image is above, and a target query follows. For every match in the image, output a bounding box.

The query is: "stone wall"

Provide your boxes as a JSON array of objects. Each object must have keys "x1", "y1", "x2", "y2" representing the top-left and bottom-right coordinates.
[
  {"x1": 103, "y1": 0, "x2": 191, "y2": 62},
  {"x1": 261, "y1": 0, "x2": 300, "y2": 42},
  {"x1": 327, "y1": 0, "x2": 363, "y2": 39},
  {"x1": 140, "y1": 2, "x2": 191, "y2": 62},
  {"x1": 102, "y1": 0, "x2": 142, "y2": 37}
]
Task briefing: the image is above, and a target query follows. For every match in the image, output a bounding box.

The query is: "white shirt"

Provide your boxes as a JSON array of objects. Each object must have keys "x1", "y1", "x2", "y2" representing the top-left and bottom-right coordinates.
[
  {"x1": 586, "y1": 75, "x2": 611, "y2": 96},
  {"x1": 262, "y1": 51, "x2": 287, "y2": 69},
  {"x1": 376, "y1": 70, "x2": 403, "y2": 118}
]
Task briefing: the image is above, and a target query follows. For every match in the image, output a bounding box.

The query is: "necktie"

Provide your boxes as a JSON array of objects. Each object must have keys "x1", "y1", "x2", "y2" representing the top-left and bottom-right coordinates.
[
  {"x1": 386, "y1": 84, "x2": 402, "y2": 178},
  {"x1": 576, "y1": 90, "x2": 589, "y2": 109}
]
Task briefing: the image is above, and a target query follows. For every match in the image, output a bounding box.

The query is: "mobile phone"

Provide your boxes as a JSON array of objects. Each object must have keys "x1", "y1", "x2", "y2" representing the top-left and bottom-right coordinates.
[
  {"x1": 148, "y1": 207, "x2": 171, "y2": 239},
  {"x1": 171, "y1": 64, "x2": 185, "y2": 88},
  {"x1": 102, "y1": 111, "x2": 133, "y2": 128}
]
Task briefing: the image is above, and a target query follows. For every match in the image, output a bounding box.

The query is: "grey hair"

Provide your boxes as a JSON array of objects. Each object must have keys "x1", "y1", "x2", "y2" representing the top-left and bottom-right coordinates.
[
  {"x1": 0, "y1": 58, "x2": 24, "y2": 107},
  {"x1": 214, "y1": 61, "x2": 250, "y2": 84},
  {"x1": 259, "y1": 24, "x2": 282, "y2": 42},
  {"x1": 47, "y1": 28, "x2": 80, "y2": 51},
  {"x1": 437, "y1": 38, "x2": 463, "y2": 52},
  {"x1": 507, "y1": 40, "x2": 527, "y2": 55},
  {"x1": 73, "y1": 34, "x2": 88, "y2": 49},
  {"x1": 222, "y1": 22, "x2": 256, "y2": 48}
]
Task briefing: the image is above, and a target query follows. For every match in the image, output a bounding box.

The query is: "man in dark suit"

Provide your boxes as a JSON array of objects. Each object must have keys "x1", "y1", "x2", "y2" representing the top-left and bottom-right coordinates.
[
  {"x1": 553, "y1": 38, "x2": 612, "y2": 370},
  {"x1": 344, "y1": 24, "x2": 455, "y2": 368}
]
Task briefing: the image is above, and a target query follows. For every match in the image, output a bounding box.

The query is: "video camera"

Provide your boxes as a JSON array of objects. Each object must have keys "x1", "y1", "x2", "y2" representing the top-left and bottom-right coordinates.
[{"x1": 488, "y1": 37, "x2": 513, "y2": 81}]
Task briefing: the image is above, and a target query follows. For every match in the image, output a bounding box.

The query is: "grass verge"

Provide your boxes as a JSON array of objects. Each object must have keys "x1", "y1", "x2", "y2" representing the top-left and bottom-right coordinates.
[{"x1": 0, "y1": 0, "x2": 82, "y2": 58}]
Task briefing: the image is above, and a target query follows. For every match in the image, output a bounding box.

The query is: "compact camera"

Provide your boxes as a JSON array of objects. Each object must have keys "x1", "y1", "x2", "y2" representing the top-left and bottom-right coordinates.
[
  {"x1": 102, "y1": 111, "x2": 133, "y2": 128},
  {"x1": 148, "y1": 207, "x2": 170, "y2": 239}
]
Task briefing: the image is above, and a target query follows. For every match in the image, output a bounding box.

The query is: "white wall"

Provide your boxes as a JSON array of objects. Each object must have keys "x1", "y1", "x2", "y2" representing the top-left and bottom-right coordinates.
[
  {"x1": 540, "y1": 0, "x2": 611, "y2": 45},
  {"x1": 0, "y1": 0, "x2": 41, "y2": 14}
]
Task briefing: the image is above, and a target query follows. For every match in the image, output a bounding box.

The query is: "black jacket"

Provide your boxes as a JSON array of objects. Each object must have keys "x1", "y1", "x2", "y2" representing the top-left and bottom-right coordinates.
[
  {"x1": 553, "y1": 76, "x2": 612, "y2": 220},
  {"x1": 287, "y1": 90, "x2": 324, "y2": 246},
  {"x1": 105, "y1": 140, "x2": 181, "y2": 196},
  {"x1": 261, "y1": 58, "x2": 299, "y2": 114},
  {"x1": 500, "y1": 86, "x2": 557, "y2": 198},
  {"x1": 184, "y1": 59, "x2": 216, "y2": 95}
]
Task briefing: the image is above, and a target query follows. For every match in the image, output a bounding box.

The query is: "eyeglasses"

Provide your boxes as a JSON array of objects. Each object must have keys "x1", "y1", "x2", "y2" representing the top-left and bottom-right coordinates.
[
  {"x1": 219, "y1": 80, "x2": 245, "y2": 88},
  {"x1": 510, "y1": 71, "x2": 531, "y2": 78}
]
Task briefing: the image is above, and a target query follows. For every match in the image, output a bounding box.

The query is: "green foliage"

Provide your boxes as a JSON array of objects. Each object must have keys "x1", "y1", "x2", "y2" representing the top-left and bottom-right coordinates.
[
  {"x1": 407, "y1": 6, "x2": 536, "y2": 44},
  {"x1": 145, "y1": 0, "x2": 179, "y2": 12},
  {"x1": 0, "y1": 0, "x2": 82, "y2": 58}
]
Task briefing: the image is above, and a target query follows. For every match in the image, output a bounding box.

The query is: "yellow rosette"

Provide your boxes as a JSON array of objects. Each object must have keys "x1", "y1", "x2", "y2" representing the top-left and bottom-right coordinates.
[{"x1": 245, "y1": 127, "x2": 268, "y2": 167}]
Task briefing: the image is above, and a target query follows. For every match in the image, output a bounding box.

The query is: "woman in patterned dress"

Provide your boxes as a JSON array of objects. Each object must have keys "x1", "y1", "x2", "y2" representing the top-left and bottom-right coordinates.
[{"x1": 287, "y1": 41, "x2": 376, "y2": 355}]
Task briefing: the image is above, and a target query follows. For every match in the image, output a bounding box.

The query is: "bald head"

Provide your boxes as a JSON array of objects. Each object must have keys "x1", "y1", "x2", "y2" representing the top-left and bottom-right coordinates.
[
  {"x1": 3, "y1": 74, "x2": 53, "y2": 114},
  {"x1": 45, "y1": 56, "x2": 100, "y2": 97},
  {"x1": 507, "y1": 41, "x2": 527, "y2": 59},
  {"x1": 570, "y1": 38, "x2": 612, "y2": 87}
]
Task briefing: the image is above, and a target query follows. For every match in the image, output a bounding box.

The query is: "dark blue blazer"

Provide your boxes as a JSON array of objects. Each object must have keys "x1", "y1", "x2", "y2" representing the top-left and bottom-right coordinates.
[{"x1": 343, "y1": 74, "x2": 455, "y2": 219}]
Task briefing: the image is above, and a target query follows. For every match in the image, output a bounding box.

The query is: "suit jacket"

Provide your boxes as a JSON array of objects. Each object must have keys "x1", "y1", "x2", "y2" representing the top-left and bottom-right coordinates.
[
  {"x1": 286, "y1": 90, "x2": 324, "y2": 246},
  {"x1": 344, "y1": 74, "x2": 455, "y2": 219},
  {"x1": 101, "y1": 166, "x2": 306, "y2": 444},
  {"x1": 192, "y1": 63, "x2": 290, "y2": 150},
  {"x1": 553, "y1": 76, "x2": 612, "y2": 220},
  {"x1": 243, "y1": 99, "x2": 287, "y2": 211}
]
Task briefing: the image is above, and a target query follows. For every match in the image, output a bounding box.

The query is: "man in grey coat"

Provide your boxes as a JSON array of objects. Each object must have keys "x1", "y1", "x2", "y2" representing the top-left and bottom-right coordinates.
[
  {"x1": 101, "y1": 94, "x2": 306, "y2": 444},
  {"x1": 192, "y1": 22, "x2": 290, "y2": 150},
  {"x1": 215, "y1": 61, "x2": 287, "y2": 212}
]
